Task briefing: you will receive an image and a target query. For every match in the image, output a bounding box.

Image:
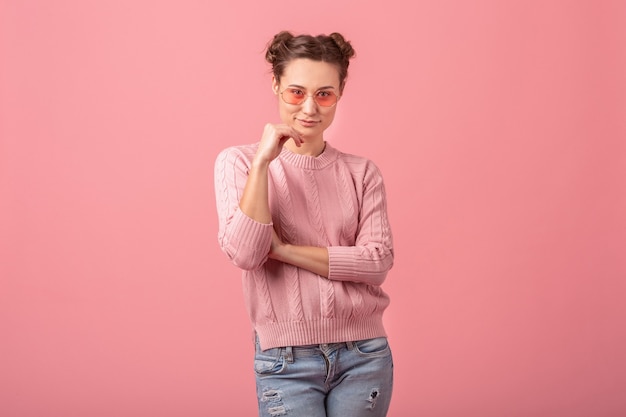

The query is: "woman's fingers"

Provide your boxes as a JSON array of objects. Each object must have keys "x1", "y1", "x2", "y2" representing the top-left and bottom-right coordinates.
[
  {"x1": 289, "y1": 128, "x2": 303, "y2": 147},
  {"x1": 268, "y1": 124, "x2": 302, "y2": 144},
  {"x1": 257, "y1": 123, "x2": 303, "y2": 162}
]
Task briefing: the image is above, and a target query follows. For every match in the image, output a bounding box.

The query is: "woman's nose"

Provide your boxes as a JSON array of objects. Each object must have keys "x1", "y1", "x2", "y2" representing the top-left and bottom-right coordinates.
[{"x1": 301, "y1": 95, "x2": 318, "y2": 114}]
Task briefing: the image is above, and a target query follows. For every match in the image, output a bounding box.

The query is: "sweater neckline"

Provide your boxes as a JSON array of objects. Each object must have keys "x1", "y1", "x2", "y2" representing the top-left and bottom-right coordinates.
[{"x1": 279, "y1": 142, "x2": 339, "y2": 170}]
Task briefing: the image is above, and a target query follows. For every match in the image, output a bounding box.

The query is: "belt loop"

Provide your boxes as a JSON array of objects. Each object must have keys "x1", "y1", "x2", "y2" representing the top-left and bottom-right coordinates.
[
  {"x1": 346, "y1": 340, "x2": 354, "y2": 350},
  {"x1": 285, "y1": 346, "x2": 294, "y2": 363}
]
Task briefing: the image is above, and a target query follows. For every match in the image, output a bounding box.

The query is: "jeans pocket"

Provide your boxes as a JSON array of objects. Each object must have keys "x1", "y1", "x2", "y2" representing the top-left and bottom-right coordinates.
[
  {"x1": 354, "y1": 337, "x2": 391, "y2": 358},
  {"x1": 254, "y1": 346, "x2": 286, "y2": 375}
]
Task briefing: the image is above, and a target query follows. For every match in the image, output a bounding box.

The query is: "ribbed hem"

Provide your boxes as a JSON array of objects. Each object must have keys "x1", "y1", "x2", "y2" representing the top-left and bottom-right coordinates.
[{"x1": 255, "y1": 315, "x2": 387, "y2": 350}]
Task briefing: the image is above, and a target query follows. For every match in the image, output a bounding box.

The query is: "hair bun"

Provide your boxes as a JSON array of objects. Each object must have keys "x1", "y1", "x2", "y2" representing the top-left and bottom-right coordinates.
[
  {"x1": 265, "y1": 31, "x2": 294, "y2": 65},
  {"x1": 329, "y1": 32, "x2": 355, "y2": 60}
]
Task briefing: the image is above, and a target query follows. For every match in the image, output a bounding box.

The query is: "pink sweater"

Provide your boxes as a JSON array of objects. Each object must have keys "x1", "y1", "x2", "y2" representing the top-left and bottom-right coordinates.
[{"x1": 214, "y1": 142, "x2": 394, "y2": 350}]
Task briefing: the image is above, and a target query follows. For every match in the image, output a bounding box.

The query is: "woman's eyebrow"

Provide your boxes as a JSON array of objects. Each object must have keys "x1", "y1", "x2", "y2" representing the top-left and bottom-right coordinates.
[{"x1": 287, "y1": 84, "x2": 337, "y2": 90}]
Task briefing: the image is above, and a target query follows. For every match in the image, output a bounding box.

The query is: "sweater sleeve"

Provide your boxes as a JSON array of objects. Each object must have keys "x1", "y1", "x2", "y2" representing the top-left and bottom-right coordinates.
[
  {"x1": 214, "y1": 147, "x2": 273, "y2": 271},
  {"x1": 327, "y1": 161, "x2": 394, "y2": 286}
]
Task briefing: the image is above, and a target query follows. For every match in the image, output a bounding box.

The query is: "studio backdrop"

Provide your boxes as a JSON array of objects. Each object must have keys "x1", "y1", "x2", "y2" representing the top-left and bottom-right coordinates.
[{"x1": 1, "y1": 1, "x2": 625, "y2": 416}]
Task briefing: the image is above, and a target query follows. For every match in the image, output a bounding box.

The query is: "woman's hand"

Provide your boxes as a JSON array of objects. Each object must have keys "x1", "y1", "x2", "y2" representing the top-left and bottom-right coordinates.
[
  {"x1": 268, "y1": 228, "x2": 284, "y2": 260},
  {"x1": 254, "y1": 123, "x2": 303, "y2": 165}
]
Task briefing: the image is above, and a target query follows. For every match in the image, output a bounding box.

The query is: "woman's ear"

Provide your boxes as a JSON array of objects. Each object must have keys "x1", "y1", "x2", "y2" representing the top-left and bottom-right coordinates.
[{"x1": 271, "y1": 76, "x2": 279, "y2": 95}]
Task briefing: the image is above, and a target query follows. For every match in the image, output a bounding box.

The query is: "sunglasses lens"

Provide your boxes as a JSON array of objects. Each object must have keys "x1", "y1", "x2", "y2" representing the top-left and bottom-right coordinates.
[
  {"x1": 315, "y1": 92, "x2": 337, "y2": 107},
  {"x1": 282, "y1": 89, "x2": 305, "y2": 104}
]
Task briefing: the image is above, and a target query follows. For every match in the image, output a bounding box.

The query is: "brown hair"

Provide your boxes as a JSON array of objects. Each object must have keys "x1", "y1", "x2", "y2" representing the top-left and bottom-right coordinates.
[{"x1": 265, "y1": 31, "x2": 356, "y2": 92}]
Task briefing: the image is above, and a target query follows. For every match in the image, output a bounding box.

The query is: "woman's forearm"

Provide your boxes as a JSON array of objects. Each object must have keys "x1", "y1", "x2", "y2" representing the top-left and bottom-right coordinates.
[
  {"x1": 238, "y1": 159, "x2": 272, "y2": 224},
  {"x1": 269, "y1": 230, "x2": 330, "y2": 277}
]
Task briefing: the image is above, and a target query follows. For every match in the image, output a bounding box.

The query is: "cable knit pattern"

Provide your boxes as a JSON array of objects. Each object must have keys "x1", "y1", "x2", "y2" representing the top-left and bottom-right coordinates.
[
  {"x1": 250, "y1": 269, "x2": 276, "y2": 322},
  {"x1": 335, "y1": 164, "x2": 358, "y2": 242},
  {"x1": 303, "y1": 169, "x2": 336, "y2": 319},
  {"x1": 214, "y1": 142, "x2": 394, "y2": 350},
  {"x1": 272, "y1": 161, "x2": 304, "y2": 322}
]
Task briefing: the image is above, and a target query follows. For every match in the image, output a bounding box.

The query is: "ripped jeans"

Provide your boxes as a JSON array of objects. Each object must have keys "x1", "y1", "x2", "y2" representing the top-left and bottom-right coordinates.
[{"x1": 254, "y1": 336, "x2": 394, "y2": 417}]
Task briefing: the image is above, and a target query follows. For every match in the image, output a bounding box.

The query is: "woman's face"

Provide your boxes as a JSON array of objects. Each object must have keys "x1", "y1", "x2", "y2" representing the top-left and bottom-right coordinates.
[{"x1": 272, "y1": 58, "x2": 342, "y2": 143}]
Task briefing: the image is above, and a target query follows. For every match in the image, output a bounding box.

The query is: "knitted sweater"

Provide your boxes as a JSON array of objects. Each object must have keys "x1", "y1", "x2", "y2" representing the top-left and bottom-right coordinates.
[{"x1": 214, "y1": 142, "x2": 394, "y2": 350}]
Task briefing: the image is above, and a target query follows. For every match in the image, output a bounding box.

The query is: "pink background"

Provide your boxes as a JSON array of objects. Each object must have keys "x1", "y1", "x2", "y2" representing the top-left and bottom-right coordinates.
[{"x1": 1, "y1": 1, "x2": 625, "y2": 416}]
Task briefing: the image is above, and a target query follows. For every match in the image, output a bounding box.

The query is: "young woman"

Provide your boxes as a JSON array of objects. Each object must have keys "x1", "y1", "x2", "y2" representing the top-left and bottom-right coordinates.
[{"x1": 214, "y1": 31, "x2": 395, "y2": 417}]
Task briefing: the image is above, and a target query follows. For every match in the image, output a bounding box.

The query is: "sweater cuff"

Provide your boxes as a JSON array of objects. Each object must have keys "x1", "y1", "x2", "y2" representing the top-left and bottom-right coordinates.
[
  {"x1": 225, "y1": 209, "x2": 273, "y2": 262},
  {"x1": 327, "y1": 246, "x2": 358, "y2": 280},
  {"x1": 231, "y1": 208, "x2": 272, "y2": 241}
]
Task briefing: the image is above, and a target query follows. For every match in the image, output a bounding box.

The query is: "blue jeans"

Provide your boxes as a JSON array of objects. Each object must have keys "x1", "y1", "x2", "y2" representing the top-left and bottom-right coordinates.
[{"x1": 254, "y1": 336, "x2": 394, "y2": 417}]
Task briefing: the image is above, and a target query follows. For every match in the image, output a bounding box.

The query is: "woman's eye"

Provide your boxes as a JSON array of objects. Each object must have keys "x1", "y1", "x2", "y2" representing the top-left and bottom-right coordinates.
[
  {"x1": 290, "y1": 89, "x2": 305, "y2": 96},
  {"x1": 317, "y1": 91, "x2": 331, "y2": 97}
]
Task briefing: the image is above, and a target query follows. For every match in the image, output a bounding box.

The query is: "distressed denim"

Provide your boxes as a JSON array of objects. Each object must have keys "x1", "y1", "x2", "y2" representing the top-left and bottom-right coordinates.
[{"x1": 254, "y1": 336, "x2": 394, "y2": 417}]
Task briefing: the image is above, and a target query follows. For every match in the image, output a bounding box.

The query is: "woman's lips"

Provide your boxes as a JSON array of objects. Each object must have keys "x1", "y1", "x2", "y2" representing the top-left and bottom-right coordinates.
[{"x1": 297, "y1": 119, "x2": 319, "y2": 128}]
